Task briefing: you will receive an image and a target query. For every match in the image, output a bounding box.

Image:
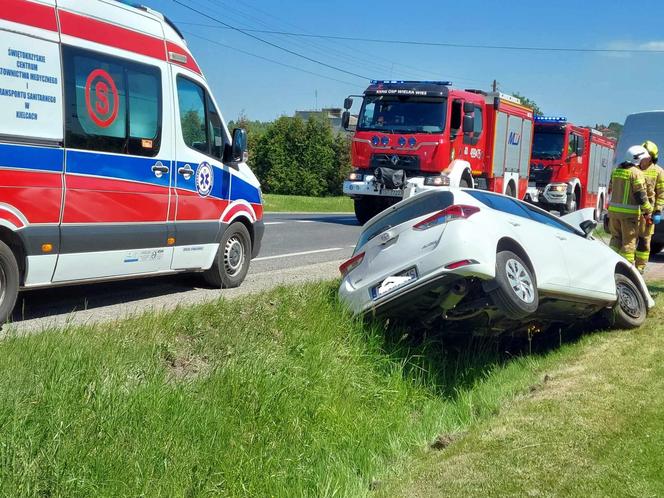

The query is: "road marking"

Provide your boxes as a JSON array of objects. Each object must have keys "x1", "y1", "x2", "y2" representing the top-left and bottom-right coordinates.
[
  {"x1": 264, "y1": 222, "x2": 285, "y2": 226},
  {"x1": 295, "y1": 220, "x2": 315, "y2": 223},
  {"x1": 253, "y1": 247, "x2": 344, "y2": 262}
]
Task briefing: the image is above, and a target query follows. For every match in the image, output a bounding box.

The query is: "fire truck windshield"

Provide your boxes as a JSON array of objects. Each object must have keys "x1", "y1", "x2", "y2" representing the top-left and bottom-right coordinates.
[
  {"x1": 532, "y1": 128, "x2": 565, "y2": 160},
  {"x1": 357, "y1": 96, "x2": 447, "y2": 134}
]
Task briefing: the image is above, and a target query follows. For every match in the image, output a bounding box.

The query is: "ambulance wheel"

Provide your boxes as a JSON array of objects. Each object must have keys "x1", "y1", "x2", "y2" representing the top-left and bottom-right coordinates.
[
  {"x1": 611, "y1": 273, "x2": 647, "y2": 329},
  {"x1": 203, "y1": 222, "x2": 251, "y2": 289},
  {"x1": 490, "y1": 251, "x2": 539, "y2": 319},
  {"x1": 0, "y1": 241, "x2": 19, "y2": 325}
]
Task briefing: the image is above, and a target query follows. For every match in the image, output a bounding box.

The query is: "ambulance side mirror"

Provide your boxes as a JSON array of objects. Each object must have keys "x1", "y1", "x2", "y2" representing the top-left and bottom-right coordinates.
[{"x1": 228, "y1": 128, "x2": 247, "y2": 164}]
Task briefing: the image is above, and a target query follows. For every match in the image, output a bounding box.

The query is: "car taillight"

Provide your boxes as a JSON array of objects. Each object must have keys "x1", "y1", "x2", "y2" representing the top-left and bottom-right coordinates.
[
  {"x1": 339, "y1": 252, "x2": 365, "y2": 277},
  {"x1": 413, "y1": 204, "x2": 480, "y2": 231}
]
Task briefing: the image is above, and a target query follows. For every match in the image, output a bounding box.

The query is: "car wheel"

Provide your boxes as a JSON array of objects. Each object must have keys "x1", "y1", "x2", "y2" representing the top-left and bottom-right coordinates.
[
  {"x1": 611, "y1": 273, "x2": 647, "y2": 329},
  {"x1": 490, "y1": 251, "x2": 539, "y2": 319},
  {"x1": 203, "y1": 222, "x2": 252, "y2": 289},
  {"x1": 0, "y1": 241, "x2": 19, "y2": 325}
]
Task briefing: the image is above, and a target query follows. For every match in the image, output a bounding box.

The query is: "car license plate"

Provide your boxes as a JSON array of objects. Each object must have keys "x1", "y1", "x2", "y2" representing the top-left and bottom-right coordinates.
[{"x1": 371, "y1": 267, "x2": 418, "y2": 300}]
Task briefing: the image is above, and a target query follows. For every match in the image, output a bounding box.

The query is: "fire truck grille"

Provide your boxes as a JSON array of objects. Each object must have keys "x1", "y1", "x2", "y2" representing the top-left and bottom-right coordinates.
[
  {"x1": 371, "y1": 154, "x2": 421, "y2": 172},
  {"x1": 529, "y1": 164, "x2": 553, "y2": 185}
]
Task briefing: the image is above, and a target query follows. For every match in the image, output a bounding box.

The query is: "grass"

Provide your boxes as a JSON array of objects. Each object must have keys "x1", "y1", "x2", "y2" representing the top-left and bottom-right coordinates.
[
  {"x1": 262, "y1": 193, "x2": 353, "y2": 213},
  {"x1": 0, "y1": 281, "x2": 661, "y2": 497},
  {"x1": 381, "y1": 281, "x2": 664, "y2": 497}
]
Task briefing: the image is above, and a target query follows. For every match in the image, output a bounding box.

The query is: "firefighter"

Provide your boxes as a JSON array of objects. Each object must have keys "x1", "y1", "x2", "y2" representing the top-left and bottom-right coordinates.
[
  {"x1": 635, "y1": 140, "x2": 664, "y2": 272},
  {"x1": 608, "y1": 145, "x2": 653, "y2": 265}
]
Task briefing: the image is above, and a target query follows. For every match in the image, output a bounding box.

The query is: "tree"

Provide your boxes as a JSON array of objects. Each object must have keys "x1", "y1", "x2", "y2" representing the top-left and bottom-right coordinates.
[{"x1": 512, "y1": 92, "x2": 543, "y2": 116}]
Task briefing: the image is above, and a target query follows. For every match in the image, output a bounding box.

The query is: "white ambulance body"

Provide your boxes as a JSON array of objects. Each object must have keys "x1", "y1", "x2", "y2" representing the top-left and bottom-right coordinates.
[{"x1": 0, "y1": 0, "x2": 264, "y2": 322}]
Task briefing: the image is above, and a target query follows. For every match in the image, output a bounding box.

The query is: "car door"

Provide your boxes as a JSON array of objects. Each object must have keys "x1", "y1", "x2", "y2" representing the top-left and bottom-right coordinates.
[
  {"x1": 522, "y1": 204, "x2": 614, "y2": 295},
  {"x1": 53, "y1": 45, "x2": 173, "y2": 282},
  {"x1": 466, "y1": 192, "x2": 570, "y2": 291},
  {"x1": 170, "y1": 70, "x2": 231, "y2": 270}
]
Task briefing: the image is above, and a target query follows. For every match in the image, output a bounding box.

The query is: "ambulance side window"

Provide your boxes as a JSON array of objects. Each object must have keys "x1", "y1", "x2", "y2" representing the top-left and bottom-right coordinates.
[
  {"x1": 63, "y1": 46, "x2": 162, "y2": 157},
  {"x1": 176, "y1": 76, "x2": 226, "y2": 160}
]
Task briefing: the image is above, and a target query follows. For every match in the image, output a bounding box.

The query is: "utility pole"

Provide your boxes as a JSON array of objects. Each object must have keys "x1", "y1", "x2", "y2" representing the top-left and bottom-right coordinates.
[
  {"x1": 492, "y1": 79, "x2": 498, "y2": 92},
  {"x1": 315, "y1": 89, "x2": 318, "y2": 111}
]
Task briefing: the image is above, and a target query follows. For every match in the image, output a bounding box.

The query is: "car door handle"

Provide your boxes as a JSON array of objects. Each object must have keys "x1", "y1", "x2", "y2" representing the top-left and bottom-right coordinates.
[
  {"x1": 556, "y1": 234, "x2": 567, "y2": 241},
  {"x1": 151, "y1": 162, "x2": 169, "y2": 178},
  {"x1": 178, "y1": 164, "x2": 194, "y2": 180},
  {"x1": 508, "y1": 220, "x2": 521, "y2": 227}
]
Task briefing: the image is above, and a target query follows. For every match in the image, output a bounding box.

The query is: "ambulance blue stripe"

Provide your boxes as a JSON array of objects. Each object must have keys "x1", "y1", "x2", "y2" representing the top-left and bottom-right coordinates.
[
  {"x1": 174, "y1": 161, "x2": 231, "y2": 200},
  {"x1": 0, "y1": 143, "x2": 64, "y2": 173},
  {"x1": 230, "y1": 175, "x2": 261, "y2": 204},
  {"x1": 66, "y1": 150, "x2": 172, "y2": 188}
]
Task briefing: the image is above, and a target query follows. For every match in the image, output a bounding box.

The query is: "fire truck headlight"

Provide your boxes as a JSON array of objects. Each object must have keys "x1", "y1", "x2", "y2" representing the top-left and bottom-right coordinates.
[
  {"x1": 424, "y1": 175, "x2": 451, "y2": 187},
  {"x1": 348, "y1": 171, "x2": 364, "y2": 181},
  {"x1": 550, "y1": 184, "x2": 567, "y2": 192}
]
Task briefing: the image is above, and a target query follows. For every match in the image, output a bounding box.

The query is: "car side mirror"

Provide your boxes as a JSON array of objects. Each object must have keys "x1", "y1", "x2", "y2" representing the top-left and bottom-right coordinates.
[
  {"x1": 463, "y1": 115, "x2": 474, "y2": 134},
  {"x1": 580, "y1": 219, "x2": 597, "y2": 237},
  {"x1": 343, "y1": 97, "x2": 353, "y2": 110},
  {"x1": 342, "y1": 111, "x2": 350, "y2": 130}
]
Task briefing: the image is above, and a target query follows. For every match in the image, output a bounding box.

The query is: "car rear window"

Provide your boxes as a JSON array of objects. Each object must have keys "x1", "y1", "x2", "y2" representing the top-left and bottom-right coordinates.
[{"x1": 356, "y1": 191, "x2": 454, "y2": 250}]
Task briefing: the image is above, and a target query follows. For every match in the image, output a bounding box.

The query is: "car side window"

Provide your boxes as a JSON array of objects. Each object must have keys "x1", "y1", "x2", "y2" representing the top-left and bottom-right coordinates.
[
  {"x1": 63, "y1": 46, "x2": 161, "y2": 157},
  {"x1": 521, "y1": 203, "x2": 579, "y2": 235},
  {"x1": 465, "y1": 190, "x2": 530, "y2": 219}
]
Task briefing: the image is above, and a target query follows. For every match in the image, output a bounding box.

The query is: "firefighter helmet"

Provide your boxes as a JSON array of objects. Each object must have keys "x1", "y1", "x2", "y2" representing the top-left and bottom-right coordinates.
[
  {"x1": 625, "y1": 145, "x2": 650, "y2": 166},
  {"x1": 642, "y1": 140, "x2": 659, "y2": 162}
]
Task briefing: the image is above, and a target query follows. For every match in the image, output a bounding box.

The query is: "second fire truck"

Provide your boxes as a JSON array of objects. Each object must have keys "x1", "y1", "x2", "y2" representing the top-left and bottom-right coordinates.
[
  {"x1": 342, "y1": 80, "x2": 535, "y2": 224},
  {"x1": 526, "y1": 116, "x2": 616, "y2": 218}
]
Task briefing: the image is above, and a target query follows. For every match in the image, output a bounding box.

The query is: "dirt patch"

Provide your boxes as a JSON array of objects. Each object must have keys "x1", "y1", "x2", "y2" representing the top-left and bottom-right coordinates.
[
  {"x1": 161, "y1": 335, "x2": 212, "y2": 383},
  {"x1": 430, "y1": 432, "x2": 464, "y2": 451}
]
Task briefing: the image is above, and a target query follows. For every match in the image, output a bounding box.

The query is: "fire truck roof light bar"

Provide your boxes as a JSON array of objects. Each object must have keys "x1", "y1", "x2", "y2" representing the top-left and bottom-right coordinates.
[
  {"x1": 370, "y1": 80, "x2": 453, "y2": 86},
  {"x1": 534, "y1": 116, "x2": 568, "y2": 123}
]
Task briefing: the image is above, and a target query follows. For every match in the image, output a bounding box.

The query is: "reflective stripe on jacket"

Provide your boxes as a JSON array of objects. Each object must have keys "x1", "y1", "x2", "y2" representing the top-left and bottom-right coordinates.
[{"x1": 608, "y1": 165, "x2": 652, "y2": 215}]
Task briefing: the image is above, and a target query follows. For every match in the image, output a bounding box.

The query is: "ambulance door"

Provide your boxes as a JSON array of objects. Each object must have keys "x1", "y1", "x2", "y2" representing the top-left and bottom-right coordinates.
[
  {"x1": 53, "y1": 44, "x2": 174, "y2": 282},
  {"x1": 170, "y1": 69, "x2": 231, "y2": 271}
]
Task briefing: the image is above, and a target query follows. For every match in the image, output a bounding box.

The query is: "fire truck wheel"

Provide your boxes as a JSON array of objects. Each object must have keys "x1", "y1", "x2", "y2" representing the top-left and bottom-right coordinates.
[
  {"x1": 490, "y1": 250, "x2": 539, "y2": 319},
  {"x1": 505, "y1": 182, "x2": 516, "y2": 198},
  {"x1": 354, "y1": 198, "x2": 377, "y2": 225},
  {"x1": 611, "y1": 273, "x2": 647, "y2": 329},
  {"x1": 595, "y1": 195, "x2": 605, "y2": 222},
  {"x1": 203, "y1": 222, "x2": 252, "y2": 289},
  {"x1": 0, "y1": 241, "x2": 19, "y2": 325},
  {"x1": 460, "y1": 176, "x2": 471, "y2": 188}
]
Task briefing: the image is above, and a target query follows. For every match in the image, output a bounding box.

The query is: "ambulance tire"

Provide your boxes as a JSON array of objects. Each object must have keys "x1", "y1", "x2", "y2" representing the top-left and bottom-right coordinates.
[
  {"x1": 0, "y1": 241, "x2": 19, "y2": 325},
  {"x1": 611, "y1": 273, "x2": 647, "y2": 329},
  {"x1": 203, "y1": 222, "x2": 252, "y2": 289},
  {"x1": 490, "y1": 251, "x2": 539, "y2": 319}
]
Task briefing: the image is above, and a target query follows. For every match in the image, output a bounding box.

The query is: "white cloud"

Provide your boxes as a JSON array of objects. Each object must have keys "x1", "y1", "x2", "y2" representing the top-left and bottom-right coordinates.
[{"x1": 601, "y1": 40, "x2": 664, "y2": 58}]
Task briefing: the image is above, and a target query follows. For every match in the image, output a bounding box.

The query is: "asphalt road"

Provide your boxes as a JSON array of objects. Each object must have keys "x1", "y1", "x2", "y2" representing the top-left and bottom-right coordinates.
[{"x1": 7, "y1": 213, "x2": 362, "y2": 333}]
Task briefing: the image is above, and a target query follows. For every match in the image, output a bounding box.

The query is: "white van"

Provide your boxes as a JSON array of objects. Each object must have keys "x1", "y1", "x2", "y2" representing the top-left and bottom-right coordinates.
[
  {"x1": 0, "y1": 0, "x2": 265, "y2": 323},
  {"x1": 612, "y1": 111, "x2": 664, "y2": 254}
]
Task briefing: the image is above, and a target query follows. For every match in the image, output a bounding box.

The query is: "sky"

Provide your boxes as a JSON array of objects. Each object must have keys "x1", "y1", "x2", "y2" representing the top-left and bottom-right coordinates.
[{"x1": 145, "y1": 0, "x2": 664, "y2": 126}]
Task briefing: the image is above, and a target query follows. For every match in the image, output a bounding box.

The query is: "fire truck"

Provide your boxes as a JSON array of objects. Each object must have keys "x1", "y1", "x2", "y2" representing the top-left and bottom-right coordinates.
[
  {"x1": 525, "y1": 116, "x2": 615, "y2": 218},
  {"x1": 341, "y1": 80, "x2": 534, "y2": 224}
]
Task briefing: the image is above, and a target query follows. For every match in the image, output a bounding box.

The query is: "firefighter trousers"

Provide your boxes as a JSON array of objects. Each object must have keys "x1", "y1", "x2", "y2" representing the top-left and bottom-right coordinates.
[
  {"x1": 635, "y1": 217, "x2": 655, "y2": 273},
  {"x1": 609, "y1": 214, "x2": 639, "y2": 264}
]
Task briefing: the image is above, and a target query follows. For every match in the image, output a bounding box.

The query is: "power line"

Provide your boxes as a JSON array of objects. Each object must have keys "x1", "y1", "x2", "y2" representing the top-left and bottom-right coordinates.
[
  {"x1": 170, "y1": 0, "x2": 372, "y2": 80},
  {"x1": 174, "y1": 21, "x2": 664, "y2": 54},
  {"x1": 182, "y1": 31, "x2": 359, "y2": 87}
]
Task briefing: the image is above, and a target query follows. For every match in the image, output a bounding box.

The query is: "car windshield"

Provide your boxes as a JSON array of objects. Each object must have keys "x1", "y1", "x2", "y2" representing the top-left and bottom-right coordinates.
[
  {"x1": 357, "y1": 96, "x2": 447, "y2": 134},
  {"x1": 355, "y1": 191, "x2": 455, "y2": 251},
  {"x1": 532, "y1": 128, "x2": 565, "y2": 160}
]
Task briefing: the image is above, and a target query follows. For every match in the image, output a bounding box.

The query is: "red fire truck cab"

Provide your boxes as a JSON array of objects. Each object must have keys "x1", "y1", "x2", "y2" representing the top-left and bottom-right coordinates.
[
  {"x1": 526, "y1": 116, "x2": 615, "y2": 218},
  {"x1": 342, "y1": 81, "x2": 534, "y2": 224}
]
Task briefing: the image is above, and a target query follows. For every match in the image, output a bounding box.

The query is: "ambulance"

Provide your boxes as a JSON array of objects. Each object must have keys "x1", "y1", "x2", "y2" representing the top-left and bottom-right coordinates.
[{"x1": 0, "y1": 0, "x2": 264, "y2": 323}]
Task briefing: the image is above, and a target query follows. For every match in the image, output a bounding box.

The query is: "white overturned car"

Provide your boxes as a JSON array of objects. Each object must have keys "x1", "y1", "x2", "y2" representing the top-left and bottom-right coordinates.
[{"x1": 339, "y1": 189, "x2": 654, "y2": 334}]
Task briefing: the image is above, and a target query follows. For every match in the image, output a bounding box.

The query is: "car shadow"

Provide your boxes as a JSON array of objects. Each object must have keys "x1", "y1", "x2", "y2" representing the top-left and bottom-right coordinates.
[
  {"x1": 11, "y1": 273, "x2": 206, "y2": 323},
  {"x1": 302, "y1": 215, "x2": 360, "y2": 227}
]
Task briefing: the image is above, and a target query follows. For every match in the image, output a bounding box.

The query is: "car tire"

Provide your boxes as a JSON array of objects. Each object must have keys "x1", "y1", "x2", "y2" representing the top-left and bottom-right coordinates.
[
  {"x1": 490, "y1": 251, "x2": 539, "y2": 319},
  {"x1": 0, "y1": 241, "x2": 19, "y2": 325},
  {"x1": 203, "y1": 222, "x2": 252, "y2": 289},
  {"x1": 611, "y1": 273, "x2": 647, "y2": 329}
]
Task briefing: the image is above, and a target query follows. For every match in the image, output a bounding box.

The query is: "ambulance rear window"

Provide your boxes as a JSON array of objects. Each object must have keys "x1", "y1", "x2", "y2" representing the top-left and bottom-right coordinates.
[{"x1": 63, "y1": 46, "x2": 162, "y2": 157}]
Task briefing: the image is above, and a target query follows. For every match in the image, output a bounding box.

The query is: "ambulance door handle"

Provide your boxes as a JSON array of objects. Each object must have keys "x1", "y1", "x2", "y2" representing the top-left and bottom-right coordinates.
[
  {"x1": 151, "y1": 162, "x2": 169, "y2": 179},
  {"x1": 178, "y1": 164, "x2": 194, "y2": 180}
]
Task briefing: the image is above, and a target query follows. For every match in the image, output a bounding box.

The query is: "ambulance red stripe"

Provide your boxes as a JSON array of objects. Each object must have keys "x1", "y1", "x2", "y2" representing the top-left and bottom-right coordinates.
[
  {"x1": 0, "y1": 0, "x2": 58, "y2": 32},
  {"x1": 166, "y1": 41, "x2": 201, "y2": 75}
]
